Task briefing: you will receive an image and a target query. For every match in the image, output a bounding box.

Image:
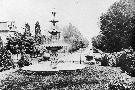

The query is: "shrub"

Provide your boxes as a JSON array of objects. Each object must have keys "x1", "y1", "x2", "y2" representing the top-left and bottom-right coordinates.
[
  {"x1": 98, "y1": 47, "x2": 135, "y2": 77},
  {"x1": 1, "y1": 65, "x2": 134, "y2": 90},
  {"x1": 17, "y1": 52, "x2": 31, "y2": 68},
  {"x1": 99, "y1": 53, "x2": 117, "y2": 66},
  {"x1": 100, "y1": 53, "x2": 110, "y2": 66},
  {"x1": 0, "y1": 48, "x2": 15, "y2": 70},
  {"x1": 119, "y1": 49, "x2": 135, "y2": 77}
]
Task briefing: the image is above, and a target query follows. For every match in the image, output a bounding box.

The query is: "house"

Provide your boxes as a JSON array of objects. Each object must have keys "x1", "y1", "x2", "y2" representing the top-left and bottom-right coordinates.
[{"x1": 0, "y1": 21, "x2": 17, "y2": 45}]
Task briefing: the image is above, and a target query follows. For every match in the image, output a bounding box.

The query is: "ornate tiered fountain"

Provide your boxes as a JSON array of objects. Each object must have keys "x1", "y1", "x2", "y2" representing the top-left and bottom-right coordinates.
[
  {"x1": 45, "y1": 11, "x2": 63, "y2": 69},
  {"x1": 21, "y1": 11, "x2": 86, "y2": 74}
]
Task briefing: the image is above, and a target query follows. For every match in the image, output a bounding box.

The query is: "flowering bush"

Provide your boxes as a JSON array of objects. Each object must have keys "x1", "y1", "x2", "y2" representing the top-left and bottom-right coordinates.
[{"x1": 97, "y1": 47, "x2": 135, "y2": 77}]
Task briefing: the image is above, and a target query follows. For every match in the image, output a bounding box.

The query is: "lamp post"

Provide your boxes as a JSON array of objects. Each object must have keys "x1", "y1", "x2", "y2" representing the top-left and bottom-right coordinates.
[
  {"x1": 80, "y1": 48, "x2": 82, "y2": 64},
  {"x1": 15, "y1": 45, "x2": 19, "y2": 60},
  {"x1": 15, "y1": 44, "x2": 20, "y2": 68},
  {"x1": 79, "y1": 41, "x2": 84, "y2": 64}
]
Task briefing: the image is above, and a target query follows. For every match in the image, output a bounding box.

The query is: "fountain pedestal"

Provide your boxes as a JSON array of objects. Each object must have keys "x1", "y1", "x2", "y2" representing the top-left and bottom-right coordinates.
[{"x1": 46, "y1": 46, "x2": 62, "y2": 69}]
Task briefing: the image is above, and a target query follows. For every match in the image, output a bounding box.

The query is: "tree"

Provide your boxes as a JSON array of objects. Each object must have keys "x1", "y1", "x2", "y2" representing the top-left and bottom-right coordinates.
[
  {"x1": 23, "y1": 23, "x2": 31, "y2": 37},
  {"x1": 0, "y1": 44, "x2": 15, "y2": 70},
  {"x1": 62, "y1": 23, "x2": 89, "y2": 52},
  {"x1": 94, "y1": 0, "x2": 135, "y2": 76},
  {"x1": 0, "y1": 38, "x2": 4, "y2": 67},
  {"x1": 92, "y1": 34, "x2": 106, "y2": 52},
  {"x1": 0, "y1": 36, "x2": 3, "y2": 50},
  {"x1": 7, "y1": 31, "x2": 35, "y2": 58},
  {"x1": 35, "y1": 21, "x2": 42, "y2": 44},
  {"x1": 21, "y1": 36, "x2": 35, "y2": 55},
  {"x1": 6, "y1": 32, "x2": 23, "y2": 54},
  {"x1": 22, "y1": 23, "x2": 35, "y2": 55},
  {"x1": 98, "y1": 0, "x2": 135, "y2": 52}
]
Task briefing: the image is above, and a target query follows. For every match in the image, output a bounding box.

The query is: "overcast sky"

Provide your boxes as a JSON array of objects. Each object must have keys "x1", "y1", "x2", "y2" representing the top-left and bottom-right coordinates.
[{"x1": 0, "y1": 0, "x2": 119, "y2": 40}]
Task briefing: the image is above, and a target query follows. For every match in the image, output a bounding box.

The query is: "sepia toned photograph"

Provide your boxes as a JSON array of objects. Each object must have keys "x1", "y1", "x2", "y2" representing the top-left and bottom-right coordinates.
[{"x1": 0, "y1": 0, "x2": 135, "y2": 89}]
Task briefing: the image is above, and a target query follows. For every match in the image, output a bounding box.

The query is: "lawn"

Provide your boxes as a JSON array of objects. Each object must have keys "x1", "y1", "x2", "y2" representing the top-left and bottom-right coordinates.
[{"x1": 0, "y1": 65, "x2": 135, "y2": 90}]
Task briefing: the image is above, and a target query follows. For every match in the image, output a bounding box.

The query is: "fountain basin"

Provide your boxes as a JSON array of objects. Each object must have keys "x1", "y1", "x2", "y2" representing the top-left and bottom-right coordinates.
[{"x1": 20, "y1": 61, "x2": 86, "y2": 76}]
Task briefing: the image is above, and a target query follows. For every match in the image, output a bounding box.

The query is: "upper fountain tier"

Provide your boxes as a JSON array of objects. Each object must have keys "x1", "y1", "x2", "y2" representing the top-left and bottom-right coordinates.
[{"x1": 48, "y1": 11, "x2": 61, "y2": 36}]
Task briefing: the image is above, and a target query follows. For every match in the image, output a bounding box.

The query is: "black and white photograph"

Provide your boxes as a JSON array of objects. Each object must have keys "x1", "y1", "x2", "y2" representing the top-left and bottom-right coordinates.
[{"x1": 0, "y1": 0, "x2": 135, "y2": 89}]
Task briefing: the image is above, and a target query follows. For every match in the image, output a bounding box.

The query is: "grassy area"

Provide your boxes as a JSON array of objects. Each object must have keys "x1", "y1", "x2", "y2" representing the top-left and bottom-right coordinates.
[{"x1": 0, "y1": 65, "x2": 134, "y2": 90}]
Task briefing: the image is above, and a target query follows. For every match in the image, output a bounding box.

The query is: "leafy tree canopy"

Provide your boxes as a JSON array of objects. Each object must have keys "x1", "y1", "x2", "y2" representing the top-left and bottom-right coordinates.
[
  {"x1": 62, "y1": 23, "x2": 89, "y2": 52},
  {"x1": 94, "y1": 0, "x2": 135, "y2": 52}
]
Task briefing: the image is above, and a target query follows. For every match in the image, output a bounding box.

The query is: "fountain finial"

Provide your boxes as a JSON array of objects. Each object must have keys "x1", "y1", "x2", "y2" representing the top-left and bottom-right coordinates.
[{"x1": 50, "y1": 10, "x2": 59, "y2": 27}]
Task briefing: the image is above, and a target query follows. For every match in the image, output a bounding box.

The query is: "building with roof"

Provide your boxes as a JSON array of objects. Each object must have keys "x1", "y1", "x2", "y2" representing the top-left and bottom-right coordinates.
[{"x1": 0, "y1": 21, "x2": 17, "y2": 45}]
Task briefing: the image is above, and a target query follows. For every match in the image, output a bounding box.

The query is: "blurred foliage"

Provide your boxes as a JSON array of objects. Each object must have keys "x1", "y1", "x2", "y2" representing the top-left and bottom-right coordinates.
[{"x1": 62, "y1": 23, "x2": 89, "y2": 52}]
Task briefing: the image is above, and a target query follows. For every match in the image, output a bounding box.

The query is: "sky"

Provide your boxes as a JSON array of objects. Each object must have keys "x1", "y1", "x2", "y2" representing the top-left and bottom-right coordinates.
[{"x1": 0, "y1": 0, "x2": 119, "y2": 40}]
